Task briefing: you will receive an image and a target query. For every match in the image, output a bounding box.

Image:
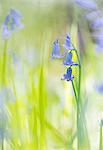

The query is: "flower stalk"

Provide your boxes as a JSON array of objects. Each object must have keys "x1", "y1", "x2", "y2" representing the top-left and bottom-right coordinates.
[{"x1": 51, "y1": 33, "x2": 90, "y2": 150}]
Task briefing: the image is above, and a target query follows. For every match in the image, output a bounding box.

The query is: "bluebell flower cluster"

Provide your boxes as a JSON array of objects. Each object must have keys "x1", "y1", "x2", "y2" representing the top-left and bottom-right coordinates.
[
  {"x1": 96, "y1": 83, "x2": 103, "y2": 94},
  {"x1": 75, "y1": 0, "x2": 103, "y2": 52},
  {"x1": 51, "y1": 34, "x2": 78, "y2": 81},
  {"x1": 2, "y1": 9, "x2": 24, "y2": 39}
]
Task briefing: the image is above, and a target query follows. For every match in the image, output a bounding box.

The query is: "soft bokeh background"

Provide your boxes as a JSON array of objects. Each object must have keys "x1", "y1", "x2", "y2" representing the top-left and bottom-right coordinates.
[{"x1": 0, "y1": 0, "x2": 103, "y2": 150}]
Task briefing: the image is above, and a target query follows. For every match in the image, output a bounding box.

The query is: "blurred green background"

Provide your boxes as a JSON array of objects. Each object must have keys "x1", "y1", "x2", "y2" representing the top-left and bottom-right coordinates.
[{"x1": 0, "y1": 0, "x2": 103, "y2": 150}]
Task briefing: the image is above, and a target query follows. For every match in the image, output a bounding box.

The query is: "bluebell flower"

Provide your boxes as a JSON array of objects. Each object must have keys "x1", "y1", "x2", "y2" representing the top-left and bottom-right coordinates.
[
  {"x1": 92, "y1": 32, "x2": 103, "y2": 52},
  {"x1": 10, "y1": 9, "x2": 24, "y2": 31},
  {"x1": 63, "y1": 52, "x2": 78, "y2": 66},
  {"x1": 51, "y1": 40, "x2": 63, "y2": 59},
  {"x1": 95, "y1": 44, "x2": 103, "y2": 52},
  {"x1": 91, "y1": 18, "x2": 103, "y2": 29},
  {"x1": 2, "y1": 25, "x2": 11, "y2": 39},
  {"x1": 2, "y1": 9, "x2": 23, "y2": 39},
  {"x1": 96, "y1": 83, "x2": 103, "y2": 93},
  {"x1": 75, "y1": 0, "x2": 97, "y2": 10},
  {"x1": 10, "y1": 8, "x2": 23, "y2": 19},
  {"x1": 85, "y1": 11, "x2": 101, "y2": 21},
  {"x1": 61, "y1": 67, "x2": 74, "y2": 81},
  {"x1": 63, "y1": 34, "x2": 74, "y2": 50}
]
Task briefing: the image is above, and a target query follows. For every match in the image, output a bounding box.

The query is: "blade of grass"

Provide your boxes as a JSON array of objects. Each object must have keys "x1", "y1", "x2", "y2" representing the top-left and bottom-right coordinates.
[
  {"x1": 99, "y1": 120, "x2": 103, "y2": 150},
  {"x1": 31, "y1": 79, "x2": 38, "y2": 150},
  {"x1": 39, "y1": 62, "x2": 46, "y2": 150}
]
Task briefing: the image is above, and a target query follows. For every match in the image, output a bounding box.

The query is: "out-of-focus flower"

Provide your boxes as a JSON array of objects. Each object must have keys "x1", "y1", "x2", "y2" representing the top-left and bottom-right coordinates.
[
  {"x1": 51, "y1": 40, "x2": 63, "y2": 59},
  {"x1": 95, "y1": 44, "x2": 103, "y2": 52},
  {"x1": 63, "y1": 52, "x2": 78, "y2": 66},
  {"x1": 61, "y1": 67, "x2": 74, "y2": 81},
  {"x1": 91, "y1": 18, "x2": 103, "y2": 29},
  {"x1": 2, "y1": 9, "x2": 24, "y2": 39},
  {"x1": 75, "y1": 0, "x2": 97, "y2": 10},
  {"x1": 96, "y1": 83, "x2": 103, "y2": 94},
  {"x1": 85, "y1": 11, "x2": 101, "y2": 21},
  {"x1": 63, "y1": 34, "x2": 74, "y2": 50},
  {"x1": 92, "y1": 32, "x2": 103, "y2": 52},
  {"x1": 75, "y1": 0, "x2": 103, "y2": 53},
  {"x1": 10, "y1": 8, "x2": 22, "y2": 19},
  {"x1": 87, "y1": 13, "x2": 103, "y2": 52},
  {"x1": 2, "y1": 15, "x2": 11, "y2": 38},
  {"x1": 91, "y1": 20, "x2": 103, "y2": 52},
  {"x1": 10, "y1": 9, "x2": 23, "y2": 31}
]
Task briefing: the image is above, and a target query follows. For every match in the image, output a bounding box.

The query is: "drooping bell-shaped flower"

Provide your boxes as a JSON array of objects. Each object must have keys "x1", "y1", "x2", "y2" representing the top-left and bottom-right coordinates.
[
  {"x1": 2, "y1": 9, "x2": 24, "y2": 39},
  {"x1": 63, "y1": 34, "x2": 74, "y2": 50},
  {"x1": 51, "y1": 40, "x2": 63, "y2": 59},
  {"x1": 63, "y1": 52, "x2": 78, "y2": 66},
  {"x1": 10, "y1": 9, "x2": 24, "y2": 31},
  {"x1": 61, "y1": 67, "x2": 74, "y2": 81},
  {"x1": 10, "y1": 8, "x2": 22, "y2": 19}
]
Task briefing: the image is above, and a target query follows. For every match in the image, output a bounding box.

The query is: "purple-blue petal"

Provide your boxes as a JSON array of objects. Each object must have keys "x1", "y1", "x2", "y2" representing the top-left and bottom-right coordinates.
[
  {"x1": 92, "y1": 32, "x2": 103, "y2": 52},
  {"x1": 2, "y1": 9, "x2": 23, "y2": 39},
  {"x1": 51, "y1": 40, "x2": 63, "y2": 59},
  {"x1": 2, "y1": 25, "x2": 11, "y2": 39},
  {"x1": 92, "y1": 18, "x2": 103, "y2": 29},
  {"x1": 10, "y1": 9, "x2": 23, "y2": 19},
  {"x1": 64, "y1": 34, "x2": 71, "y2": 47},
  {"x1": 85, "y1": 11, "x2": 101, "y2": 21},
  {"x1": 63, "y1": 34, "x2": 74, "y2": 50},
  {"x1": 61, "y1": 67, "x2": 74, "y2": 81},
  {"x1": 75, "y1": 0, "x2": 97, "y2": 10},
  {"x1": 63, "y1": 52, "x2": 78, "y2": 66},
  {"x1": 96, "y1": 83, "x2": 103, "y2": 93}
]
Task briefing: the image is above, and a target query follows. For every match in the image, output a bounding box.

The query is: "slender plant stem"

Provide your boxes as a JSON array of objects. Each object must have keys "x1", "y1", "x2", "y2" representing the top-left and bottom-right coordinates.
[
  {"x1": 72, "y1": 47, "x2": 91, "y2": 149},
  {"x1": 75, "y1": 50, "x2": 81, "y2": 100},
  {"x1": 72, "y1": 80, "x2": 80, "y2": 150},
  {"x1": 71, "y1": 80, "x2": 78, "y2": 105}
]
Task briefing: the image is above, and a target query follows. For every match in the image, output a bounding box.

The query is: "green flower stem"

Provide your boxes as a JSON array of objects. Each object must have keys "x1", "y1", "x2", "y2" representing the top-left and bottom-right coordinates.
[
  {"x1": 72, "y1": 44, "x2": 81, "y2": 103},
  {"x1": 72, "y1": 80, "x2": 80, "y2": 150},
  {"x1": 75, "y1": 50, "x2": 81, "y2": 101},
  {"x1": 71, "y1": 46, "x2": 81, "y2": 150},
  {"x1": 71, "y1": 46, "x2": 90, "y2": 150},
  {"x1": 71, "y1": 80, "x2": 78, "y2": 106}
]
